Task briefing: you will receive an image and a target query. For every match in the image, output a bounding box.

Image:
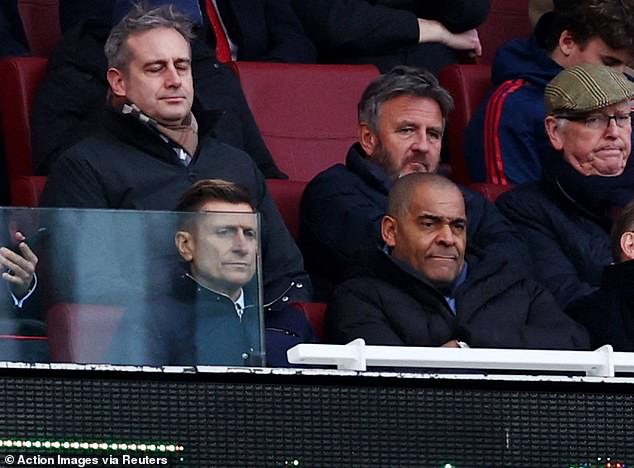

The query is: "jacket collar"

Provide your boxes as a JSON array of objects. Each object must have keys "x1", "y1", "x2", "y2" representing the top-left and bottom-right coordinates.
[
  {"x1": 345, "y1": 143, "x2": 393, "y2": 195},
  {"x1": 102, "y1": 104, "x2": 224, "y2": 163}
]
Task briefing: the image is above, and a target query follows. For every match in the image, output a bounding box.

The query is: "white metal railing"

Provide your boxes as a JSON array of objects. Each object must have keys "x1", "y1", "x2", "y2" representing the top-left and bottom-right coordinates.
[{"x1": 287, "y1": 339, "x2": 634, "y2": 377}]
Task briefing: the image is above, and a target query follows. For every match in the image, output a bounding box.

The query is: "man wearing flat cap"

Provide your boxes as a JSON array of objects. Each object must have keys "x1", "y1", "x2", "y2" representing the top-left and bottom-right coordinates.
[{"x1": 497, "y1": 63, "x2": 634, "y2": 311}]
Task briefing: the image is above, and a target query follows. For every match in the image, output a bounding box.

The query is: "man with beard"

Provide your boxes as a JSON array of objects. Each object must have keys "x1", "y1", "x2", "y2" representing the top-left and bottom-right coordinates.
[
  {"x1": 497, "y1": 63, "x2": 634, "y2": 310},
  {"x1": 300, "y1": 66, "x2": 529, "y2": 298}
]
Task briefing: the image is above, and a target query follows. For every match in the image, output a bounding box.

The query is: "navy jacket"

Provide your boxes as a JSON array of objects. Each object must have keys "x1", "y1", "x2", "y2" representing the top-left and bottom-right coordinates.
[
  {"x1": 299, "y1": 143, "x2": 531, "y2": 296},
  {"x1": 568, "y1": 260, "x2": 634, "y2": 351},
  {"x1": 464, "y1": 15, "x2": 634, "y2": 185},
  {"x1": 464, "y1": 29, "x2": 561, "y2": 184},
  {"x1": 327, "y1": 248, "x2": 589, "y2": 350},
  {"x1": 496, "y1": 179, "x2": 612, "y2": 310},
  {"x1": 111, "y1": 273, "x2": 316, "y2": 367}
]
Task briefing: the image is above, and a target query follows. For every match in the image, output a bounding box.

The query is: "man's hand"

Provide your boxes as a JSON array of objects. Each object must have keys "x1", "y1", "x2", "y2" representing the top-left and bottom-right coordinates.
[
  {"x1": 0, "y1": 231, "x2": 38, "y2": 298},
  {"x1": 418, "y1": 19, "x2": 482, "y2": 57},
  {"x1": 441, "y1": 339, "x2": 460, "y2": 348}
]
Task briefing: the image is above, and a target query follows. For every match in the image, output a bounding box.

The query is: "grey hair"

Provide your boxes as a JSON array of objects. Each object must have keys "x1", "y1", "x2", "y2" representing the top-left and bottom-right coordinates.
[
  {"x1": 358, "y1": 65, "x2": 454, "y2": 133},
  {"x1": 105, "y1": 2, "x2": 195, "y2": 70}
]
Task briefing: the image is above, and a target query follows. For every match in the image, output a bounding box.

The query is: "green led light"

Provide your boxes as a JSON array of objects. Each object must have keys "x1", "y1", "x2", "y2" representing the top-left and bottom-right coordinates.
[{"x1": 0, "y1": 439, "x2": 184, "y2": 453}]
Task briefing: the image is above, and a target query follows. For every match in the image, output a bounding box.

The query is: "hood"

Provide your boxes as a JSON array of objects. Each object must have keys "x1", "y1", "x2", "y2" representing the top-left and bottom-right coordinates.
[{"x1": 491, "y1": 29, "x2": 562, "y2": 87}]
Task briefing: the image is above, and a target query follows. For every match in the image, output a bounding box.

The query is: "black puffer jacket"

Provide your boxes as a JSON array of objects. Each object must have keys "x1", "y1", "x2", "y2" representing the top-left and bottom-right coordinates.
[
  {"x1": 497, "y1": 177, "x2": 615, "y2": 311},
  {"x1": 327, "y1": 248, "x2": 588, "y2": 350}
]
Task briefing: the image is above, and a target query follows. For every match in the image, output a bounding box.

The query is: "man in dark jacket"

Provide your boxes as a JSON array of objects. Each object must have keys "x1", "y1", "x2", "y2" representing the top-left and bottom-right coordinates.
[
  {"x1": 300, "y1": 66, "x2": 530, "y2": 298},
  {"x1": 465, "y1": 0, "x2": 634, "y2": 184},
  {"x1": 32, "y1": 0, "x2": 306, "y2": 177},
  {"x1": 291, "y1": 0, "x2": 486, "y2": 74},
  {"x1": 40, "y1": 4, "x2": 311, "y2": 305},
  {"x1": 111, "y1": 179, "x2": 315, "y2": 367},
  {"x1": 497, "y1": 64, "x2": 634, "y2": 310},
  {"x1": 327, "y1": 172, "x2": 588, "y2": 350},
  {"x1": 568, "y1": 201, "x2": 634, "y2": 350}
]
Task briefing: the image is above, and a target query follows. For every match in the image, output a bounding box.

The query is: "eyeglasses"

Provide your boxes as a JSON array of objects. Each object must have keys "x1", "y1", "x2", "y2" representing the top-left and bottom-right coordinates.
[{"x1": 557, "y1": 112, "x2": 633, "y2": 131}]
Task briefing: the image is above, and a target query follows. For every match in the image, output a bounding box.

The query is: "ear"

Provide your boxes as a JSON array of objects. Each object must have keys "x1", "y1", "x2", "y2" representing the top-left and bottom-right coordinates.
[
  {"x1": 107, "y1": 67, "x2": 127, "y2": 98},
  {"x1": 620, "y1": 231, "x2": 634, "y2": 261},
  {"x1": 544, "y1": 116, "x2": 564, "y2": 151},
  {"x1": 174, "y1": 231, "x2": 195, "y2": 262},
  {"x1": 381, "y1": 215, "x2": 398, "y2": 248},
  {"x1": 359, "y1": 123, "x2": 379, "y2": 156},
  {"x1": 557, "y1": 30, "x2": 577, "y2": 58}
]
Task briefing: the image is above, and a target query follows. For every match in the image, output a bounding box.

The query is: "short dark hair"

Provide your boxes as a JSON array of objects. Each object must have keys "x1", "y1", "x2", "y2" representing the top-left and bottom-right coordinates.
[
  {"x1": 358, "y1": 66, "x2": 454, "y2": 133},
  {"x1": 541, "y1": 0, "x2": 634, "y2": 56},
  {"x1": 105, "y1": 2, "x2": 195, "y2": 70},
  {"x1": 611, "y1": 199, "x2": 634, "y2": 261},
  {"x1": 176, "y1": 179, "x2": 254, "y2": 212},
  {"x1": 387, "y1": 172, "x2": 463, "y2": 219}
]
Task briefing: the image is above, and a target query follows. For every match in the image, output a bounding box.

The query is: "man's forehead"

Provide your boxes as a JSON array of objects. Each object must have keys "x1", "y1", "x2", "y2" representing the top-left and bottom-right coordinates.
[
  {"x1": 409, "y1": 184, "x2": 465, "y2": 212},
  {"x1": 126, "y1": 27, "x2": 191, "y2": 58},
  {"x1": 199, "y1": 211, "x2": 256, "y2": 223}
]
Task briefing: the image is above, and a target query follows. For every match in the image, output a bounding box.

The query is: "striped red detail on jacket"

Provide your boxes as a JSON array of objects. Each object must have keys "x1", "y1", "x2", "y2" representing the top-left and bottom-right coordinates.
[{"x1": 483, "y1": 79, "x2": 525, "y2": 185}]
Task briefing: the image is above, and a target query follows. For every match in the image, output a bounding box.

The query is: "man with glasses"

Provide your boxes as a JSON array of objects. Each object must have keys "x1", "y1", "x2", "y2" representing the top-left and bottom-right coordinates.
[
  {"x1": 465, "y1": 0, "x2": 634, "y2": 185},
  {"x1": 497, "y1": 63, "x2": 634, "y2": 310}
]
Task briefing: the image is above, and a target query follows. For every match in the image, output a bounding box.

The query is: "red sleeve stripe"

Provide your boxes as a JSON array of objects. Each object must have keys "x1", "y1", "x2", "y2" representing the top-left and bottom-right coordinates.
[
  {"x1": 0, "y1": 334, "x2": 48, "y2": 341},
  {"x1": 483, "y1": 79, "x2": 525, "y2": 185}
]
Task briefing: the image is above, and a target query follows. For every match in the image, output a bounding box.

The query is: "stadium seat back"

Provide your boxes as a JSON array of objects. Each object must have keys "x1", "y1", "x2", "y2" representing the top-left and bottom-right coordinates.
[
  {"x1": 438, "y1": 63, "x2": 491, "y2": 185},
  {"x1": 230, "y1": 62, "x2": 379, "y2": 181},
  {"x1": 17, "y1": 0, "x2": 62, "y2": 57},
  {"x1": 47, "y1": 303, "x2": 124, "y2": 363},
  {"x1": 266, "y1": 179, "x2": 307, "y2": 240},
  {"x1": 477, "y1": 0, "x2": 532, "y2": 65}
]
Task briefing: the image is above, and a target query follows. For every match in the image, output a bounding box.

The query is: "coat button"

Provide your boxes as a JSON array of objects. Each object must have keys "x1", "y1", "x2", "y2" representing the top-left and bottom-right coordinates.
[
  {"x1": 296, "y1": 282, "x2": 303, "y2": 289},
  {"x1": 241, "y1": 353, "x2": 249, "y2": 360},
  {"x1": 282, "y1": 296, "x2": 289, "y2": 302}
]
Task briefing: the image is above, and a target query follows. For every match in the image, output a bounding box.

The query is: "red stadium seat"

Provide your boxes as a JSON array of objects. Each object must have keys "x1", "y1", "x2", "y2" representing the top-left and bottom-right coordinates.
[
  {"x1": 477, "y1": 0, "x2": 532, "y2": 65},
  {"x1": 0, "y1": 56, "x2": 48, "y2": 205},
  {"x1": 46, "y1": 303, "x2": 124, "y2": 363},
  {"x1": 17, "y1": 0, "x2": 62, "y2": 57},
  {"x1": 438, "y1": 63, "x2": 491, "y2": 185},
  {"x1": 266, "y1": 179, "x2": 307, "y2": 240},
  {"x1": 0, "y1": 57, "x2": 47, "y2": 178},
  {"x1": 11, "y1": 175, "x2": 46, "y2": 207},
  {"x1": 229, "y1": 61, "x2": 379, "y2": 181},
  {"x1": 292, "y1": 302, "x2": 327, "y2": 342}
]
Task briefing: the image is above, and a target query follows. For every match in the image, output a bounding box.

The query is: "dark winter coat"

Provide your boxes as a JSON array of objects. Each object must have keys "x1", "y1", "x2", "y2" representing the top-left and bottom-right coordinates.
[
  {"x1": 40, "y1": 107, "x2": 311, "y2": 304},
  {"x1": 567, "y1": 260, "x2": 634, "y2": 351},
  {"x1": 111, "y1": 273, "x2": 315, "y2": 367},
  {"x1": 327, "y1": 248, "x2": 589, "y2": 350},
  {"x1": 30, "y1": 19, "x2": 285, "y2": 178},
  {"x1": 299, "y1": 143, "x2": 531, "y2": 294},
  {"x1": 291, "y1": 0, "x2": 489, "y2": 74},
  {"x1": 496, "y1": 177, "x2": 613, "y2": 310}
]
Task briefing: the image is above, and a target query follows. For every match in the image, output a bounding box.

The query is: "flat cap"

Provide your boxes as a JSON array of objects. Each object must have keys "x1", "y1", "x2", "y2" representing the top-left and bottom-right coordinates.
[{"x1": 544, "y1": 63, "x2": 634, "y2": 114}]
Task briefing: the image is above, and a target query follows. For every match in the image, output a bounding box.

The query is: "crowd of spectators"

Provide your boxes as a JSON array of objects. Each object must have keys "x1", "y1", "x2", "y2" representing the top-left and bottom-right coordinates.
[{"x1": 1, "y1": 0, "x2": 634, "y2": 366}]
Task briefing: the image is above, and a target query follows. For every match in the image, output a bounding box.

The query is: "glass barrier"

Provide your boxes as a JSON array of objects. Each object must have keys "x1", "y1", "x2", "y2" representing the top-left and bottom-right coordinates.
[{"x1": 0, "y1": 207, "x2": 264, "y2": 367}]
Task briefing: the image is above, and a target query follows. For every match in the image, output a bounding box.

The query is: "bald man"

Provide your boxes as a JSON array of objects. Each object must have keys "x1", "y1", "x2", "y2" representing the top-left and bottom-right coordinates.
[{"x1": 327, "y1": 172, "x2": 588, "y2": 350}]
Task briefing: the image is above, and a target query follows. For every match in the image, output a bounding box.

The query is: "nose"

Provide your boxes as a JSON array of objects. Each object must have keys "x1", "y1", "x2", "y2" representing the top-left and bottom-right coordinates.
[
  {"x1": 435, "y1": 223, "x2": 456, "y2": 246},
  {"x1": 604, "y1": 116, "x2": 620, "y2": 138},
  {"x1": 411, "y1": 129, "x2": 430, "y2": 152},
  {"x1": 164, "y1": 63, "x2": 182, "y2": 88},
  {"x1": 231, "y1": 230, "x2": 250, "y2": 254}
]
